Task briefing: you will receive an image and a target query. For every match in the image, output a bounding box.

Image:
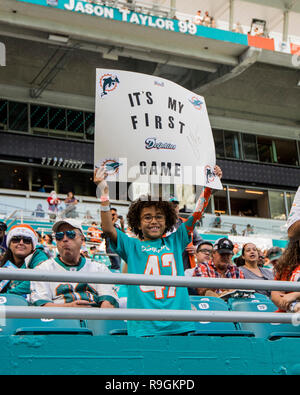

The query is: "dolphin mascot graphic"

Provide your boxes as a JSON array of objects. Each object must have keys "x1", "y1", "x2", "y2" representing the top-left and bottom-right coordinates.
[
  {"x1": 105, "y1": 161, "x2": 122, "y2": 174},
  {"x1": 101, "y1": 75, "x2": 120, "y2": 97}
]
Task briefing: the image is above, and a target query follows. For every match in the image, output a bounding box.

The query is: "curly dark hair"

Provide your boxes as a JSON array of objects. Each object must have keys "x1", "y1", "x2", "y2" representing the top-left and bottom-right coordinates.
[
  {"x1": 273, "y1": 241, "x2": 300, "y2": 280},
  {"x1": 127, "y1": 195, "x2": 178, "y2": 239}
]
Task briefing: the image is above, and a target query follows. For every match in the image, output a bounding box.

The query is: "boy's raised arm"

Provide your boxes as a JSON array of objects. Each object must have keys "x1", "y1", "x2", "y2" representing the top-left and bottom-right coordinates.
[{"x1": 184, "y1": 165, "x2": 222, "y2": 235}]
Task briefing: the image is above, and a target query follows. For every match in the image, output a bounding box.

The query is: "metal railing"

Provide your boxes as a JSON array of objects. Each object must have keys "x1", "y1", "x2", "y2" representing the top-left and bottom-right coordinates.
[{"x1": 1, "y1": 269, "x2": 300, "y2": 325}]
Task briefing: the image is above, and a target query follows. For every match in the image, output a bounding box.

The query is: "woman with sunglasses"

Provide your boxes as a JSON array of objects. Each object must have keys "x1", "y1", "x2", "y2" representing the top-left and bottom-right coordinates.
[{"x1": 0, "y1": 225, "x2": 49, "y2": 297}]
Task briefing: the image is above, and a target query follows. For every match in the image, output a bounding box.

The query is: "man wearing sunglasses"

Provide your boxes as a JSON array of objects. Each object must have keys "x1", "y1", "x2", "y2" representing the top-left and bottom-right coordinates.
[
  {"x1": 30, "y1": 219, "x2": 119, "y2": 309},
  {"x1": 0, "y1": 224, "x2": 49, "y2": 297}
]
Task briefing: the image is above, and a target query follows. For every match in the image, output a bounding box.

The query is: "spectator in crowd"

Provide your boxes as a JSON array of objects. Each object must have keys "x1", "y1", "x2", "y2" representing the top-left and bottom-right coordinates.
[
  {"x1": 240, "y1": 242, "x2": 273, "y2": 297},
  {"x1": 30, "y1": 218, "x2": 118, "y2": 309},
  {"x1": 0, "y1": 222, "x2": 7, "y2": 251},
  {"x1": 87, "y1": 221, "x2": 102, "y2": 244},
  {"x1": 232, "y1": 22, "x2": 244, "y2": 34},
  {"x1": 0, "y1": 224, "x2": 48, "y2": 296},
  {"x1": 94, "y1": 164, "x2": 222, "y2": 336},
  {"x1": 265, "y1": 247, "x2": 282, "y2": 271},
  {"x1": 42, "y1": 233, "x2": 56, "y2": 258},
  {"x1": 193, "y1": 237, "x2": 244, "y2": 296},
  {"x1": 89, "y1": 245, "x2": 98, "y2": 257},
  {"x1": 64, "y1": 191, "x2": 78, "y2": 218},
  {"x1": 253, "y1": 26, "x2": 263, "y2": 37},
  {"x1": 257, "y1": 248, "x2": 266, "y2": 267},
  {"x1": 203, "y1": 11, "x2": 211, "y2": 27},
  {"x1": 242, "y1": 224, "x2": 254, "y2": 236},
  {"x1": 102, "y1": 208, "x2": 125, "y2": 271},
  {"x1": 230, "y1": 224, "x2": 237, "y2": 235},
  {"x1": 38, "y1": 185, "x2": 46, "y2": 193},
  {"x1": 168, "y1": 196, "x2": 203, "y2": 271},
  {"x1": 47, "y1": 190, "x2": 60, "y2": 221},
  {"x1": 213, "y1": 212, "x2": 221, "y2": 228},
  {"x1": 32, "y1": 204, "x2": 45, "y2": 218},
  {"x1": 84, "y1": 210, "x2": 94, "y2": 221},
  {"x1": 271, "y1": 240, "x2": 300, "y2": 312},
  {"x1": 185, "y1": 241, "x2": 213, "y2": 295},
  {"x1": 288, "y1": 220, "x2": 300, "y2": 241},
  {"x1": 193, "y1": 10, "x2": 203, "y2": 25},
  {"x1": 195, "y1": 241, "x2": 213, "y2": 265},
  {"x1": 210, "y1": 17, "x2": 216, "y2": 28}
]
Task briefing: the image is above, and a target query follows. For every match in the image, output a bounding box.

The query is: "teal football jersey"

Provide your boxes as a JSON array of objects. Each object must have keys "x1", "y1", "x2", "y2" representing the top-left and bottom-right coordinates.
[{"x1": 111, "y1": 224, "x2": 195, "y2": 337}]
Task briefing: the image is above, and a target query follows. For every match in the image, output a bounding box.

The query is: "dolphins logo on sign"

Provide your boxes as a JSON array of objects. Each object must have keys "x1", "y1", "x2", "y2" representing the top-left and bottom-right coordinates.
[
  {"x1": 205, "y1": 165, "x2": 216, "y2": 184},
  {"x1": 96, "y1": 159, "x2": 123, "y2": 176},
  {"x1": 99, "y1": 74, "x2": 120, "y2": 98}
]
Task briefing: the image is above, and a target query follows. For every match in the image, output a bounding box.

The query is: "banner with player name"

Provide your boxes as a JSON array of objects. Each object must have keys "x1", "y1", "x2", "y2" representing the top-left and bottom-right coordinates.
[
  {"x1": 16, "y1": 0, "x2": 248, "y2": 46},
  {"x1": 94, "y1": 69, "x2": 222, "y2": 189}
]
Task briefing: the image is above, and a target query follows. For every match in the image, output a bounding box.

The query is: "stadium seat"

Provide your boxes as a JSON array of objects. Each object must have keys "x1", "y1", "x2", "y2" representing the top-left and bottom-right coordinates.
[
  {"x1": 0, "y1": 294, "x2": 92, "y2": 335},
  {"x1": 188, "y1": 296, "x2": 253, "y2": 337},
  {"x1": 15, "y1": 319, "x2": 93, "y2": 336},
  {"x1": 231, "y1": 299, "x2": 300, "y2": 340},
  {"x1": 86, "y1": 319, "x2": 127, "y2": 336}
]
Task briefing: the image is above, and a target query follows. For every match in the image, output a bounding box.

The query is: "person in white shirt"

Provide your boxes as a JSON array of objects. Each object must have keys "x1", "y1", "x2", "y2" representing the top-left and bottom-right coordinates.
[{"x1": 194, "y1": 10, "x2": 203, "y2": 25}]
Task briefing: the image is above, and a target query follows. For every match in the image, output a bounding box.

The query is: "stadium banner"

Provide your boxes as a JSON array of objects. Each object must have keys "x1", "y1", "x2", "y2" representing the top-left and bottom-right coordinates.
[
  {"x1": 16, "y1": 0, "x2": 248, "y2": 46},
  {"x1": 94, "y1": 69, "x2": 222, "y2": 190}
]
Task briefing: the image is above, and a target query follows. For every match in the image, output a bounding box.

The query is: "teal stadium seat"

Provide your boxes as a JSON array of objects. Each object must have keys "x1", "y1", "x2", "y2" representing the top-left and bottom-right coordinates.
[
  {"x1": 188, "y1": 296, "x2": 253, "y2": 337},
  {"x1": 230, "y1": 299, "x2": 300, "y2": 340},
  {"x1": 0, "y1": 294, "x2": 92, "y2": 335}
]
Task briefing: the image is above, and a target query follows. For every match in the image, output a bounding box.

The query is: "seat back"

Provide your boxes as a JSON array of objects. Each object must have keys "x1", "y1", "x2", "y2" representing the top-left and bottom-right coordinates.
[
  {"x1": 231, "y1": 299, "x2": 300, "y2": 339},
  {"x1": 189, "y1": 296, "x2": 252, "y2": 337},
  {"x1": 0, "y1": 294, "x2": 92, "y2": 335}
]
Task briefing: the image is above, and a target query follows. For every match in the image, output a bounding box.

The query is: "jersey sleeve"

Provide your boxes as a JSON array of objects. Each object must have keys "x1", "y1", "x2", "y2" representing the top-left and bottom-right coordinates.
[{"x1": 109, "y1": 228, "x2": 135, "y2": 263}]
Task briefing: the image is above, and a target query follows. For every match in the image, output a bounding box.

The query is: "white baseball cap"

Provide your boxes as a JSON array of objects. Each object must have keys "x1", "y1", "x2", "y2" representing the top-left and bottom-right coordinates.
[{"x1": 52, "y1": 218, "x2": 84, "y2": 234}]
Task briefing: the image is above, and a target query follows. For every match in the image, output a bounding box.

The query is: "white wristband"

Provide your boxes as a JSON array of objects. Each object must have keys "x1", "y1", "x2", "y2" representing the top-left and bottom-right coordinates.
[{"x1": 100, "y1": 205, "x2": 111, "y2": 212}]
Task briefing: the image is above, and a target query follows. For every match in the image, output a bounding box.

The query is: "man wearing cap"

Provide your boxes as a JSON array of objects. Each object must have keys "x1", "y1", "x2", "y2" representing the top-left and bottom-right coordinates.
[
  {"x1": 192, "y1": 237, "x2": 245, "y2": 296},
  {"x1": 265, "y1": 247, "x2": 282, "y2": 271},
  {"x1": 30, "y1": 218, "x2": 119, "y2": 308},
  {"x1": 0, "y1": 224, "x2": 49, "y2": 296},
  {"x1": 169, "y1": 197, "x2": 203, "y2": 271}
]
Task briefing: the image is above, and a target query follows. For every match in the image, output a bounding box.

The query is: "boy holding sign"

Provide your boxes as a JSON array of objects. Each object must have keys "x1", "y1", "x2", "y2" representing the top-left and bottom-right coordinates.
[{"x1": 94, "y1": 165, "x2": 222, "y2": 337}]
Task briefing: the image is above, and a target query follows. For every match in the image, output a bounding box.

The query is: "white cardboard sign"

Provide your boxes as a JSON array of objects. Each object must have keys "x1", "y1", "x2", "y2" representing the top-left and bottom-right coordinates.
[{"x1": 94, "y1": 69, "x2": 222, "y2": 190}]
